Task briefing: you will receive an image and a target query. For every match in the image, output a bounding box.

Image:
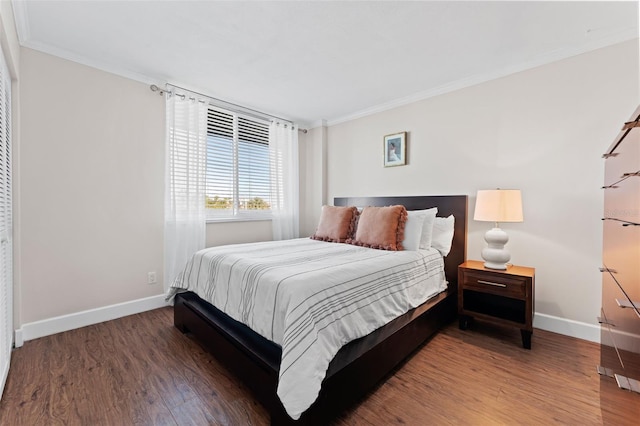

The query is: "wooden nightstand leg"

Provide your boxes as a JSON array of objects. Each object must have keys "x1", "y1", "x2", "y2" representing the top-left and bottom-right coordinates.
[
  {"x1": 459, "y1": 315, "x2": 470, "y2": 330},
  {"x1": 521, "y1": 329, "x2": 532, "y2": 349}
]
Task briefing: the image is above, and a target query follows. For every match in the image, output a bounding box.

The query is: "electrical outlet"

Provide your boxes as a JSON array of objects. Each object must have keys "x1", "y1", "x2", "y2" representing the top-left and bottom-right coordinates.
[{"x1": 147, "y1": 271, "x2": 157, "y2": 285}]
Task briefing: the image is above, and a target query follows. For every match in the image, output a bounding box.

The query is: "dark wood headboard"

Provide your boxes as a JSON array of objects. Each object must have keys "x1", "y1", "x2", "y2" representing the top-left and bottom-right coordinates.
[{"x1": 334, "y1": 195, "x2": 468, "y2": 287}]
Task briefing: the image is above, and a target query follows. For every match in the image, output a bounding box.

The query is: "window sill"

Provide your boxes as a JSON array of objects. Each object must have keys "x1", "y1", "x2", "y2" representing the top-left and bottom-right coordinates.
[{"x1": 206, "y1": 217, "x2": 272, "y2": 224}]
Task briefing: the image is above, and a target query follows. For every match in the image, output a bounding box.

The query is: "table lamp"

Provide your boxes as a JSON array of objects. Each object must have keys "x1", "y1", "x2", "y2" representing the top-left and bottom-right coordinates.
[{"x1": 474, "y1": 189, "x2": 523, "y2": 270}]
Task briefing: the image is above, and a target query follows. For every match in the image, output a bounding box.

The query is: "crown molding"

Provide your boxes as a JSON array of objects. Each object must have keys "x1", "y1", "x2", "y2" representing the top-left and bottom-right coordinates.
[
  {"x1": 307, "y1": 119, "x2": 327, "y2": 130},
  {"x1": 20, "y1": 40, "x2": 305, "y2": 126},
  {"x1": 21, "y1": 39, "x2": 159, "y2": 86},
  {"x1": 327, "y1": 31, "x2": 639, "y2": 127},
  {"x1": 11, "y1": 0, "x2": 30, "y2": 44}
]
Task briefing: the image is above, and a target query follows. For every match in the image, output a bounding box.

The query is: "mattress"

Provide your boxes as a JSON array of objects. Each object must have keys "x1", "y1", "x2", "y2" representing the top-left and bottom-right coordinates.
[{"x1": 167, "y1": 238, "x2": 447, "y2": 419}]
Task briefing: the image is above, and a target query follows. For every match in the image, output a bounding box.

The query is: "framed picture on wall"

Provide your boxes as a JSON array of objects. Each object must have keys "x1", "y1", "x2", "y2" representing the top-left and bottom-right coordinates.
[{"x1": 383, "y1": 132, "x2": 406, "y2": 167}]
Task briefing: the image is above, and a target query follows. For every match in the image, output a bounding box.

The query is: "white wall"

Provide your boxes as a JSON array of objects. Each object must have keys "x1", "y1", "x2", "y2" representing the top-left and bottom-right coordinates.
[
  {"x1": 19, "y1": 48, "x2": 166, "y2": 324},
  {"x1": 314, "y1": 40, "x2": 639, "y2": 337},
  {"x1": 205, "y1": 220, "x2": 272, "y2": 247},
  {"x1": 299, "y1": 123, "x2": 326, "y2": 237},
  {"x1": 17, "y1": 48, "x2": 279, "y2": 330}
]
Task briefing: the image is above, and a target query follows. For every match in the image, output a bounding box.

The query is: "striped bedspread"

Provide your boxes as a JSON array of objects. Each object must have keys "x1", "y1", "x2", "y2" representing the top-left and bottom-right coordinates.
[{"x1": 167, "y1": 238, "x2": 447, "y2": 420}]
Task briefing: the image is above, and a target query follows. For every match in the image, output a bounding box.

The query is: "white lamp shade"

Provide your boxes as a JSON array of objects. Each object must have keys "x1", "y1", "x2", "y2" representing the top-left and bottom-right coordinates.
[{"x1": 474, "y1": 189, "x2": 523, "y2": 223}]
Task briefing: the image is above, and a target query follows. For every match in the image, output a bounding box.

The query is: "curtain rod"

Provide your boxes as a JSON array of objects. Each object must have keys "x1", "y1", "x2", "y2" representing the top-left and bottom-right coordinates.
[{"x1": 150, "y1": 84, "x2": 307, "y2": 133}]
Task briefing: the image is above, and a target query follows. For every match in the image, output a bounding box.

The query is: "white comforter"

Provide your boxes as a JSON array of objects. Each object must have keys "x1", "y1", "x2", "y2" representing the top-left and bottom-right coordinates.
[{"x1": 168, "y1": 238, "x2": 446, "y2": 419}]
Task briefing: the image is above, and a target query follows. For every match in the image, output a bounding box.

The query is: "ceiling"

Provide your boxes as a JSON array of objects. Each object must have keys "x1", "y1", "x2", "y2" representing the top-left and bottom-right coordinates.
[{"x1": 12, "y1": 1, "x2": 639, "y2": 127}]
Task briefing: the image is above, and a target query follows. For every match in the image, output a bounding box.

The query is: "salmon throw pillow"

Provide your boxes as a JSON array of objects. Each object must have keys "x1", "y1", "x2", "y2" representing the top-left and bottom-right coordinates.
[
  {"x1": 347, "y1": 205, "x2": 407, "y2": 251},
  {"x1": 310, "y1": 205, "x2": 359, "y2": 243}
]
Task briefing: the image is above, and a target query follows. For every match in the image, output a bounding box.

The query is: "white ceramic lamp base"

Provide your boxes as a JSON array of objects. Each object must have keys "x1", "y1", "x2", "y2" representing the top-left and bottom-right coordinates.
[{"x1": 481, "y1": 227, "x2": 511, "y2": 270}]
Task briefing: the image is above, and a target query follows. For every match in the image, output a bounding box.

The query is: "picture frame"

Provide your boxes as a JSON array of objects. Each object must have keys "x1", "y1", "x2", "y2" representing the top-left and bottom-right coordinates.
[{"x1": 383, "y1": 132, "x2": 406, "y2": 167}]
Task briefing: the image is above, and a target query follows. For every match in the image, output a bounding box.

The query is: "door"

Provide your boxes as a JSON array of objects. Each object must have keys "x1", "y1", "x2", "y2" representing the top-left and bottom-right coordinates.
[{"x1": 0, "y1": 43, "x2": 12, "y2": 398}]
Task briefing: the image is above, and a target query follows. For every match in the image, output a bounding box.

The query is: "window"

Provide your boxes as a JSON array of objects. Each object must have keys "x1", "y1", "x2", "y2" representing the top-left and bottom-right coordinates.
[{"x1": 205, "y1": 106, "x2": 271, "y2": 220}]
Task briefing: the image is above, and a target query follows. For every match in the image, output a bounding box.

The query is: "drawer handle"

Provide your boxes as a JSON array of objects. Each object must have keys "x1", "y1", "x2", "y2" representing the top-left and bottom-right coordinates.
[{"x1": 477, "y1": 280, "x2": 507, "y2": 288}]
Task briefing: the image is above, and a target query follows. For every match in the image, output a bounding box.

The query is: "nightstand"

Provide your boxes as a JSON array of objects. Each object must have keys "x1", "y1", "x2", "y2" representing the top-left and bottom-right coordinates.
[{"x1": 458, "y1": 260, "x2": 535, "y2": 349}]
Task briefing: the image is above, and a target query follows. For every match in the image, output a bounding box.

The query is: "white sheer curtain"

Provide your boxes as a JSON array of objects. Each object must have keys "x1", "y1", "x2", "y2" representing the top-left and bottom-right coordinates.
[
  {"x1": 164, "y1": 90, "x2": 208, "y2": 291},
  {"x1": 269, "y1": 122, "x2": 300, "y2": 240}
]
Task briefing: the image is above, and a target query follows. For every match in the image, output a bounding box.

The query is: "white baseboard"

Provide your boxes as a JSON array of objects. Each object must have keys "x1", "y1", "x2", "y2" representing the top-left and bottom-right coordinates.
[
  {"x1": 533, "y1": 312, "x2": 601, "y2": 343},
  {"x1": 534, "y1": 312, "x2": 640, "y2": 352},
  {"x1": 13, "y1": 329, "x2": 22, "y2": 348},
  {"x1": 13, "y1": 301, "x2": 639, "y2": 352},
  {"x1": 14, "y1": 294, "x2": 170, "y2": 346}
]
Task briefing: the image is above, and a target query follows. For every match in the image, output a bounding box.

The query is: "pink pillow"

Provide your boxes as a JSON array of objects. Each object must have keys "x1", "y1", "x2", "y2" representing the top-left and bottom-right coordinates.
[
  {"x1": 311, "y1": 206, "x2": 359, "y2": 243},
  {"x1": 348, "y1": 205, "x2": 407, "y2": 251}
]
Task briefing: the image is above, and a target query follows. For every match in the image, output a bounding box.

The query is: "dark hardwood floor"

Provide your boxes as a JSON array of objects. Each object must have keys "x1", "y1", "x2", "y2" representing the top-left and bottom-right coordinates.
[{"x1": 0, "y1": 307, "x2": 637, "y2": 425}]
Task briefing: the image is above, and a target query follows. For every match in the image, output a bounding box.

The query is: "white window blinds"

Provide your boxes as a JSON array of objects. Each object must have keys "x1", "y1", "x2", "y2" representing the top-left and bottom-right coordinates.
[
  {"x1": 205, "y1": 106, "x2": 271, "y2": 220},
  {"x1": 0, "y1": 43, "x2": 12, "y2": 397}
]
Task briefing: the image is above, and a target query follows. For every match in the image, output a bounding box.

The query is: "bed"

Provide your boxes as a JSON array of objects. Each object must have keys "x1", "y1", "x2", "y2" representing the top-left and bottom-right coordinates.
[{"x1": 172, "y1": 195, "x2": 468, "y2": 425}]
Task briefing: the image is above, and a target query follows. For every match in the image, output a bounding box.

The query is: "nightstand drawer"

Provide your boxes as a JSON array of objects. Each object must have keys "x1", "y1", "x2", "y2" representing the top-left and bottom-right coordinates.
[{"x1": 461, "y1": 271, "x2": 526, "y2": 299}]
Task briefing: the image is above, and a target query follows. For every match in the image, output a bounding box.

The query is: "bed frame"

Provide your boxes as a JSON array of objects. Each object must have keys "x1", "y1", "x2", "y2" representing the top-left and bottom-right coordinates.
[{"x1": 173, "y1": 195, "x2": 468, "y2": 425}]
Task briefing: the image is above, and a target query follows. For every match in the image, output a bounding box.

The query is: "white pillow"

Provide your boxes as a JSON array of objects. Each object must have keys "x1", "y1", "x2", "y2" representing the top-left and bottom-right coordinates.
[
  {"x1": 417, "y1": 207, "x2": 438, "y2": 249},
  {"x1": 432, "y1": 215, "x2": 455, "y2": 256},
  {"x1": 402, "y1": 210, "x2": 428, "y2": 251}
]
